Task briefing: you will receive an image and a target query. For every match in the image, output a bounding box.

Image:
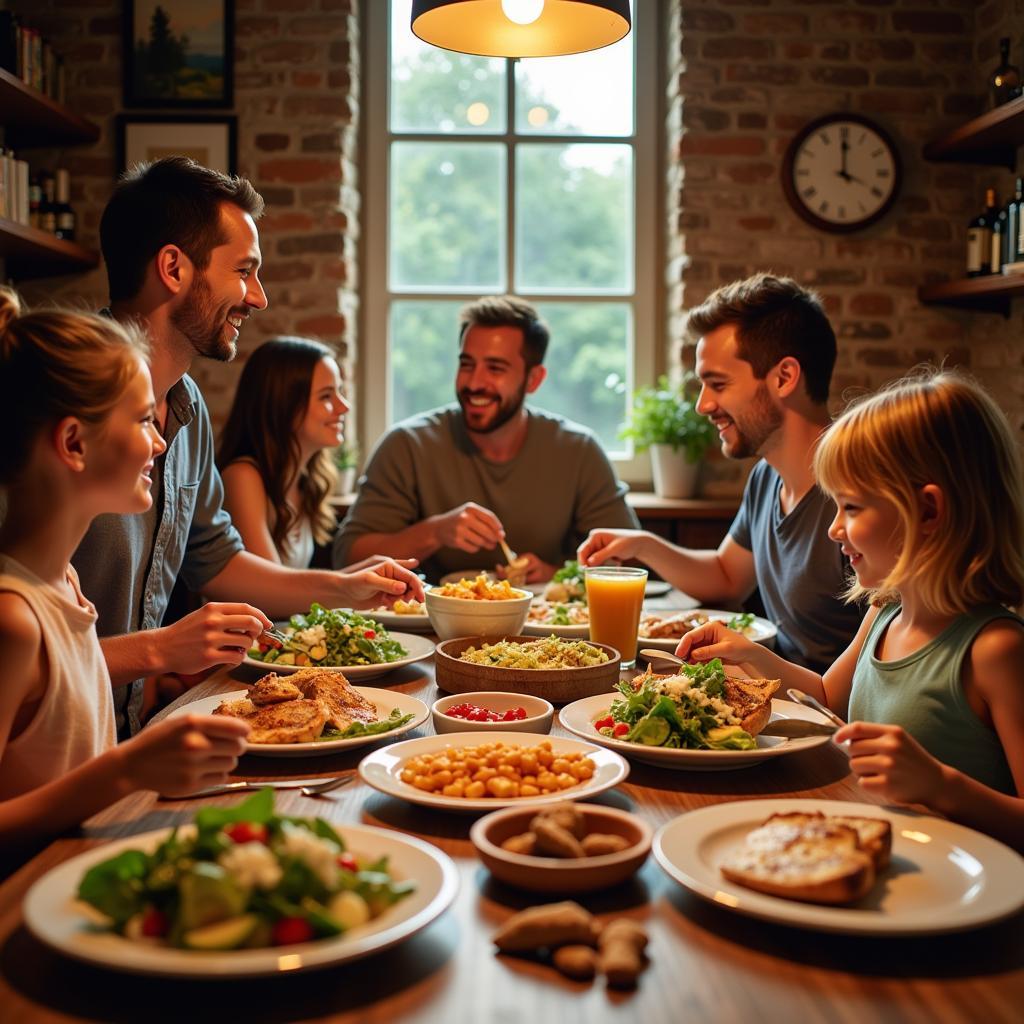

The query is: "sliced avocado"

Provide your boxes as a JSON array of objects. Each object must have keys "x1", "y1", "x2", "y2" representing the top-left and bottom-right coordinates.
[
  {"x1": 177, "y1": 863, "x2": 248, "y2": 931},
  {"x1": 183, "y1": 913, "x2": 260, "y2": 950},
  {"x1": 242, "y1": 917, "x2": 275, "y2": 949},
  {"x1": 275, "y1": 652, "x2": 296, "y2": 666},
  {"x1": 705, "y1": 726, "x2": 756, "y2": 751},
  {"x1": 630, "y1": 716, "x2": 670, "y2": 746}
]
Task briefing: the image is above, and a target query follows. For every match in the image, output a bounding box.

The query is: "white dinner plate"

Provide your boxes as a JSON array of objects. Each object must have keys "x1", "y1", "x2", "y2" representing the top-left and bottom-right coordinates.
[
  {"x1": 368, "y1": 608, "x2": 432, "y2": 632},
  {"x1": 359, "y1": 731, "x2": 629, "y2": 813},
  {"x1": 638, "y1": 609, "x2": 777, "y2": 651},
  {"x1": 23, "y1": 823, "x2": 459, "y2": 976},
  {"x1": 244, "y1": 631, "x2": 435, "y2": 681},
  {"x1": 166, "y1": 688, "x2": 429, "y2": 758},
  {"x1": 653, "y1": 798, "x2": 1024, "y2": 935},
  {"x1": 644, "y1": 580, "x2": 672, "y2": 597},
  {"x1": 559, "y1": 696, "x2": 833, "y2": 771}
]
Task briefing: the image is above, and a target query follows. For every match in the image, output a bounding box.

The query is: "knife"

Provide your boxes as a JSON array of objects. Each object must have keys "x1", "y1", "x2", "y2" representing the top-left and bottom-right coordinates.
[
  {"x1": 759, "y1": 719, "x2": 837, "y2": 738},
  {"x1": 164, "y1": 779, "x2": 334, "y2": 800}
]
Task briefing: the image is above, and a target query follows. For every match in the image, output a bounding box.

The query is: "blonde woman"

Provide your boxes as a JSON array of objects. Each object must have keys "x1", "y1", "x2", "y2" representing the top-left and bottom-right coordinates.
[{"x1": 678, "y1": 368, "x2": 1024, "y2": 851}]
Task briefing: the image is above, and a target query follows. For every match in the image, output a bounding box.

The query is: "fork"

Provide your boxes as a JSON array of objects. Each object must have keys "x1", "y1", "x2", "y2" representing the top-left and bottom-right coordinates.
[
  {"x1": 300, "y1": 774, "x2": 356, "y2": 797},
  {"x1": 259, "y1": 626, "x2": 314, "y2": 654}
]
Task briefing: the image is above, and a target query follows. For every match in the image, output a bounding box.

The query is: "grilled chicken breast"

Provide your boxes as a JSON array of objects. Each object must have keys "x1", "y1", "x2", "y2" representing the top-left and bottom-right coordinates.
[{"x1": 289, "y1": 669, "x2": 377, "y2": 731}]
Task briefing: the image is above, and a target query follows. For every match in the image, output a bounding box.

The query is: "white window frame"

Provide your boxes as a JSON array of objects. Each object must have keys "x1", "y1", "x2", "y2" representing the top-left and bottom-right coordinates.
[{"x1": 362, "y1": 0, "x2": 660, "y2": 484}]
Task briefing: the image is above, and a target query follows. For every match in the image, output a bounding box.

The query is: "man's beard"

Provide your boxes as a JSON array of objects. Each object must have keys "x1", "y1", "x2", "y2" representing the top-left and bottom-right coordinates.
[
  {"x1": 723, "y1": 382, "x2": 783, "y2": 459},
  {"x1": 170, "y1": 271, "x2": 236, "y2": 363},
  {"x1": 457, "y1": 381, "x2": 528, "y2": 434}
]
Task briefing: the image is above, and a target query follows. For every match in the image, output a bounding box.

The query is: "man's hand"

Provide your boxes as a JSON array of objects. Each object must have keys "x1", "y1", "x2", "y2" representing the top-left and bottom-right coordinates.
[
  {"x1": 340, "y1": 558, "x2": 426, "y2": 607},
  {"x1": 340, "y1": 554, "x2": 419, "y2": 574},
  {"x1": 155, "y1": 603, "x2": 272, "y2": 675},
  {"x1": 834, "y1": 721, "x2": 947, "y2": 809},
  {"x1": 495, "y1": 552, "x2": 555, "y2": 584},
  {"x1": 577, "y1": 528, "x2": 653, "y2": 567},
  {"x1": 432, "y1": 502, "x2": 504, "y2": 553},
  {"x1": 119, "y1": 714, "x2": 250, "y2": 797}
]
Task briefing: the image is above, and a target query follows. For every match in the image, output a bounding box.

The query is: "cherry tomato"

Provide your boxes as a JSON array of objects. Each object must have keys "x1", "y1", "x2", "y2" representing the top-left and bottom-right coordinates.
[
  {"x1": 338, "y1": 852, "x2": 359, "y2": 872},
  {"x1": 594, "y1": 715, "x2": 614, "y2": 732},
  {"x1": 224, "y1": 821, "x2": 269, "y2": 845},
  {"x1": 612, "y1": 722, "x2": 630, "y2": 738},
  {"x1": 363, "y1": 630, "x2": 376, "y2": 640},
  {"x1": 141, "y1": 907, "x2": 169, "y2": 938},
  {"x1": 272, "y1": 916, "x2": 314, "y2": 946},
  {"x1": 256, "y1": 642, "x2": 269, "y2": 653}
]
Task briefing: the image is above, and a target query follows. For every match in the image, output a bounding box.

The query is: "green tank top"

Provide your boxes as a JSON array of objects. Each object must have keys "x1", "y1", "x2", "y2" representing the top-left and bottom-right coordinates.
[{"x1": 848, "y1": 603, "x2": 1018, "y2": 795}]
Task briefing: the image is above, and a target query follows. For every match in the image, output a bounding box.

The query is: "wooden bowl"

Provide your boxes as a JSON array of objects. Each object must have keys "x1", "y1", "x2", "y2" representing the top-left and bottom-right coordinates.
[
  {"x1": 470, "y1": 804, "x2": 652, "y2": 893},
  {"x1": 434, "y1": 636, "x2": 621, "y2": 705}
]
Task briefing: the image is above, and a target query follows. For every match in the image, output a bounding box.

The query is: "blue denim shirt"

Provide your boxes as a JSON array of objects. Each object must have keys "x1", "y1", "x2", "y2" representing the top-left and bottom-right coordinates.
[{"x1": 73, "y1": 374, "x2": 243, "y2": 736}]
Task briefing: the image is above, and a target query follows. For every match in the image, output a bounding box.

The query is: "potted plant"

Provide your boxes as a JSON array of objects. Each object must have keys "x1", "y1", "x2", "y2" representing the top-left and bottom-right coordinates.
[
  {"x1": 620, "y1": 374, "x2": 716, "y2": 498},
  {"x1": 332, "y1": 441, "x2": 360, "y2": 496}
]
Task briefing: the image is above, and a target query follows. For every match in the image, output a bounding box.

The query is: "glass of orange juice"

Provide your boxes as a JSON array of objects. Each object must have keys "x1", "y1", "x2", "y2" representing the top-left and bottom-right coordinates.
[{"x1": 584, "y1": 566, "x2": 648, "y2": 668}]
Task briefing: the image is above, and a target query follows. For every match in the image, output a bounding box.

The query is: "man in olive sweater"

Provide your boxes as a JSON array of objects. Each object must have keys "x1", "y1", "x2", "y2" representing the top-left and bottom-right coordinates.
[{"x1": 333, "y1": 296, "x2": 638, "y2": 583}]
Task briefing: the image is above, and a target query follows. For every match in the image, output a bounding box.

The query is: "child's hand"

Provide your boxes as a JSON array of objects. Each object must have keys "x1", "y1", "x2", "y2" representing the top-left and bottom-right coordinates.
[
  {"x1": 157, "y1": 603, "x2": 272, "y2": 674},
  {"x1": 342, "y1": 558, "x2": 426, "y2": 606},
  {"x1": 835, "y1": 721, "x2": 947, "y2": 808},
  {"x1": 120, "y1": 714, "x2": 250, "y2": 797},
  {"x1": 675, "y1": 620, "x2": 764, "y2": 668}
]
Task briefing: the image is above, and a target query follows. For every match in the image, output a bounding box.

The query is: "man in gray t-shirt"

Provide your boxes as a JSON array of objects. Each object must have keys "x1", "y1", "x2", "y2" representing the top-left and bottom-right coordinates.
[
  {"x1": 334, "y1": 296, "x2": 638, "y2": 582},
  {"x1": 579, "y1": 274, "x2": 862, "y2": 672}
]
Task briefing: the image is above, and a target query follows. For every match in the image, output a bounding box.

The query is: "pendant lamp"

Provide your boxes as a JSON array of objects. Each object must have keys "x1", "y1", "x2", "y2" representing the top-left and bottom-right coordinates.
[{"x1": 411, "y1": 0, "x2": 632, "y2": 59}]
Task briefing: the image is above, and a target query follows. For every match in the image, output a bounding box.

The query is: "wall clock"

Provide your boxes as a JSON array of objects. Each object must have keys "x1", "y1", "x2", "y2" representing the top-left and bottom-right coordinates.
[{"x1": 781, "y1": 113, "x2": 902, "y2": 234}]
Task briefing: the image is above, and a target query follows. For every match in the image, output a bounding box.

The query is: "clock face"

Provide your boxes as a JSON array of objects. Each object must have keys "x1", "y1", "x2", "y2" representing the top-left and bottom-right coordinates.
[{"x1": 783, "y1": 116, "x2": 901, "y2": 233}]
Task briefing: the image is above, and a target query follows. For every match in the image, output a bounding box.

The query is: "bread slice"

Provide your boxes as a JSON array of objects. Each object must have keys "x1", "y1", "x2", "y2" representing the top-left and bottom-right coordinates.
[
  {"x1": 723, "y1": 676, "x2": 781, "y2": 736},
  {"x1": 827, "y1": 814, "x2": 892, "y2": 872},
  {"x1": 721, "y1": 816, "x2": 875, "y2": 905}
]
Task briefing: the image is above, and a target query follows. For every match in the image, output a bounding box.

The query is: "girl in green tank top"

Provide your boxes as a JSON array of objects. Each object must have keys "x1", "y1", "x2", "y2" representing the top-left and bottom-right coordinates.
[{"x1": 677, "y1": 369, "x2": 1024, "y2": 853}]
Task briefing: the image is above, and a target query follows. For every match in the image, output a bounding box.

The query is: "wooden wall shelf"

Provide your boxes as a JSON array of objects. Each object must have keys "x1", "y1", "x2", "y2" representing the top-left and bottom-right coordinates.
[
  {"x1": 0, "y1": 219, "x2": 99, "y2": 279},
  {"x1": 917, "y1": 275, "x2": 1024, "y2": 317},
  {"x1": 0, "y1": 68, "x2": 99, "y2": 148},
  {"x1": 922, "y1": 94, "x2": 1024, "y2": 170}
]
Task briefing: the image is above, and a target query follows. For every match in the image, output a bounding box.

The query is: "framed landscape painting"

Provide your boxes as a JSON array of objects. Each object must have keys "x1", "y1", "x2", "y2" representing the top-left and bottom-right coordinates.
[
  {"x1": 118, "y1": 115, "x2": 238, "y2": 176},
  {"x1": 123, "y1": 0, "x2": 234, "y2": 108}
]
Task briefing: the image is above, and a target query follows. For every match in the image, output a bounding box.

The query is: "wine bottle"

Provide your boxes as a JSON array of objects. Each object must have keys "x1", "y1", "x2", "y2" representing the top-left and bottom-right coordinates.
[
  {"x1": 39, "y1": 171, "x2": 56, "y2": 234},
  {"x1": 54, "y1": 168, "x2": 75, "y2": 241},
  {"x1": 967, "y1": 188, "x2": 998, "y2": 277},
  {"x1": 1008, "y1": 177, "x2": 1024, "y2": 266},
  {"x1": 990, "y1": 37, "x2": 1022, "y2": 107}
]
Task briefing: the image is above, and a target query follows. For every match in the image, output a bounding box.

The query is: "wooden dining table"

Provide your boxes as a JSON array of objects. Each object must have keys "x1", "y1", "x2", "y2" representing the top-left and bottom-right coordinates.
[{"x1": 1, "y1": 652, "x2": 1022, "y2": 1024}]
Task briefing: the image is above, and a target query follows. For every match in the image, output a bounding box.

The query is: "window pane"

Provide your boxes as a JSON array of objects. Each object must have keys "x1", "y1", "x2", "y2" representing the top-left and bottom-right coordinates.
[
  {"x1": 390, "y1": 0, "x2": 505, "y2": 134},
  {"x1": 390, "y1": 142, "x2": 506, "y2": 291},
  {"x1": 515, "y1": 144, "x2": 632, "y2": 293},
  {"x1": 515, "y1": 33, "x2": 633, "y2": 136},
  {"x1": 389, "y1": 301, "x2": 462, "y2": 424},
  {"x1": 528, "y1": 302, "x2": 631, "y2": 455}
]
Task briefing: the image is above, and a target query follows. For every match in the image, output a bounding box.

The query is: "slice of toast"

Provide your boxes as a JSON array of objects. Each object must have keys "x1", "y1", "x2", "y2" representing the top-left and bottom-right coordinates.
[
  {"x1": 720, "y1": 816, "x2": 876, "y2": 905},
  {"x1": 827, "y1": 814, "x2": 892, "y2": 872}
]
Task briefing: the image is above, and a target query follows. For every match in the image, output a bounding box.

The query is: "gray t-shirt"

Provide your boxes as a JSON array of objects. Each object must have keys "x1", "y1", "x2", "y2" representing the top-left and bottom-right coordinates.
[
  {"x1": 73, "y1": 375, "x2": 244, "y2": 736},
  {"x1": 333, "y1": 405, "x2": 639, "y2": 580},
  {"x1": 729, "y1": 460, "x2": 862, "y2": 673}
]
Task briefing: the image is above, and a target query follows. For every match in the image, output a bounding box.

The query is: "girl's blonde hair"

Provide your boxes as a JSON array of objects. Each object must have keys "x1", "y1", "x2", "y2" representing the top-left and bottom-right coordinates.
[
  {"x1": 0, "y1": 287, "x2": 148, "y2": 485},
  {"x1": 814, "y1": 367, "x2": 1024, "y2": 616}
]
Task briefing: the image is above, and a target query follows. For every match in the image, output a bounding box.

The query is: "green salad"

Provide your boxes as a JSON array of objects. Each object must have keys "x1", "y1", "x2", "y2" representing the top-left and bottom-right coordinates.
[
  {"x1": 594, "y1": 659, "x2": 756, "y2": 751},
  {"x1": 249, "y1": 604, "x2": 407, "y2": 667},
  {"x1": 726, "y1": 612, "x2": 756, "y2": 633},
  {"x1": 543, "y1": 560, "x2": 587, "y2": 604},
  {"x1": 77, "y1": 789, "x2": 415, "y2": 950}
]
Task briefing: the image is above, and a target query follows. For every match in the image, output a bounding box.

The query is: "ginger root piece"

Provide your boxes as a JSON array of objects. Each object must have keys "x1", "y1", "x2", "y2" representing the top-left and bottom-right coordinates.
[
  {"x1": 533, "y1": 819, "x2": 586, "y2": 859},
  {"x1": 553, "y1": 944, "x2": 597, "y2": 980},
  {"x1": 596, "y1": 919, "x2": 648, "y2": 988},
  {"x1": 500, "y1": 831, "x2": 537, "y2": 855},
  {"x1": 581, "y1": 833, "x2": 631, "y2": 857},
  {"x1": 530, "y1": 802, "x2": 585, "y2": 840},
  {"x1": 493, "y1": 901, "x2": 598, "y2": 952}
]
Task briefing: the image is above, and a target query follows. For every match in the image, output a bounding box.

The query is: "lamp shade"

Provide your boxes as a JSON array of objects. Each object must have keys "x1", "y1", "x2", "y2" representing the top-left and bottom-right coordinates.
[{"x1": 411, "y1": 0, "x2": 632, "y2": 59}]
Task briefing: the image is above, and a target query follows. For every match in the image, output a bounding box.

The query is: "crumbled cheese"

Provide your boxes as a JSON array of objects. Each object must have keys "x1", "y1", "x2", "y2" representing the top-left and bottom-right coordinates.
[
  {"x1": 219, "y1": 841, "x2": 283, "y2": 891},
  {"x1": 277, "y1": 822, "x2": 340, "y2": 889},
  {"x1": 652, "y1": 673, "x2": 741, "y2": 726},
  {"x1": 294, "y1": 624, "x2": 327, "y2": 648}
]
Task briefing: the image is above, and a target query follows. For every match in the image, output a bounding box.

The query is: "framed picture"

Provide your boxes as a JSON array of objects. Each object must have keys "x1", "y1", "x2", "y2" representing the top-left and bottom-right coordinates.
[
  {"x1": 118, "y1": 115, "x2": 238, "y2": 176},
  {"x1": 123, "y1": 0, "x2": 234, "y2": 108}
]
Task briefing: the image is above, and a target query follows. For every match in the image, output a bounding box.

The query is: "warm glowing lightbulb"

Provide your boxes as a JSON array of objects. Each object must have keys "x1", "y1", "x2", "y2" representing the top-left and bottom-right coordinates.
[{"x1": 501, "y1": 0, "x2": 545, "y2": 27}]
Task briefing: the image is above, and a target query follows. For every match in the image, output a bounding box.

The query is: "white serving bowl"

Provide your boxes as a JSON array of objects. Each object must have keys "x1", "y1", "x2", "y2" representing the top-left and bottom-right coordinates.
[
  {"x1": 424, "y1": 586, "x2": 532, "y2": 640},
  {"x1": 431, "y1": 691, "x2": 554, "y2": 735}
]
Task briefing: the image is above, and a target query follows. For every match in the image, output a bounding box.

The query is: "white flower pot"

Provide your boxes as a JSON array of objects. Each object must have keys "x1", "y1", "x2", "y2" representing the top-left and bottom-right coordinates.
[
  {"x1": 650, "y1": 444, "x2": 700, "y2": 499},
  {"x1": 336, "y1": 467, "x2": 358, "y2": 495}
]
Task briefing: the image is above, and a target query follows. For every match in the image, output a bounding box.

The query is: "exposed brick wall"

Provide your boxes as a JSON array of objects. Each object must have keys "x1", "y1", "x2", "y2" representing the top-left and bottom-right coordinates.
[
  {"x1": 10, "y1": 0, "x2": 360, "y2": 431},
  {"x1": 665, "y1": 0, "x2": 1015, "y2": 495}
]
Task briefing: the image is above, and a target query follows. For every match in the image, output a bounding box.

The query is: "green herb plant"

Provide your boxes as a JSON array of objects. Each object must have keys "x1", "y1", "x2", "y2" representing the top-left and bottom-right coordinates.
[{"x1": 619, "y1": 373, "x2": 716, "y2": 464}]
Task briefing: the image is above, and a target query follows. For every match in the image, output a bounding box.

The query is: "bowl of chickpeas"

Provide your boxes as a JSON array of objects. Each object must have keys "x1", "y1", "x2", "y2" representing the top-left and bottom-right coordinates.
[
  {"x1": 470, "y1": 801, "x2": 653, "y2": 893},
  {"x1": 357, "y1": 734, "x2": 630, "y2": 812},
  {"x1": 432, "y1": 691, "x2": 554, "y2": 735}
]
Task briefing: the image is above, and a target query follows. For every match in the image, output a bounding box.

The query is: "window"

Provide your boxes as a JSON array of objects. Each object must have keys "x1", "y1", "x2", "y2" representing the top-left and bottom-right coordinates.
[{"x1": 364, "y1": 0, "x2": 657, "y2": 476}]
